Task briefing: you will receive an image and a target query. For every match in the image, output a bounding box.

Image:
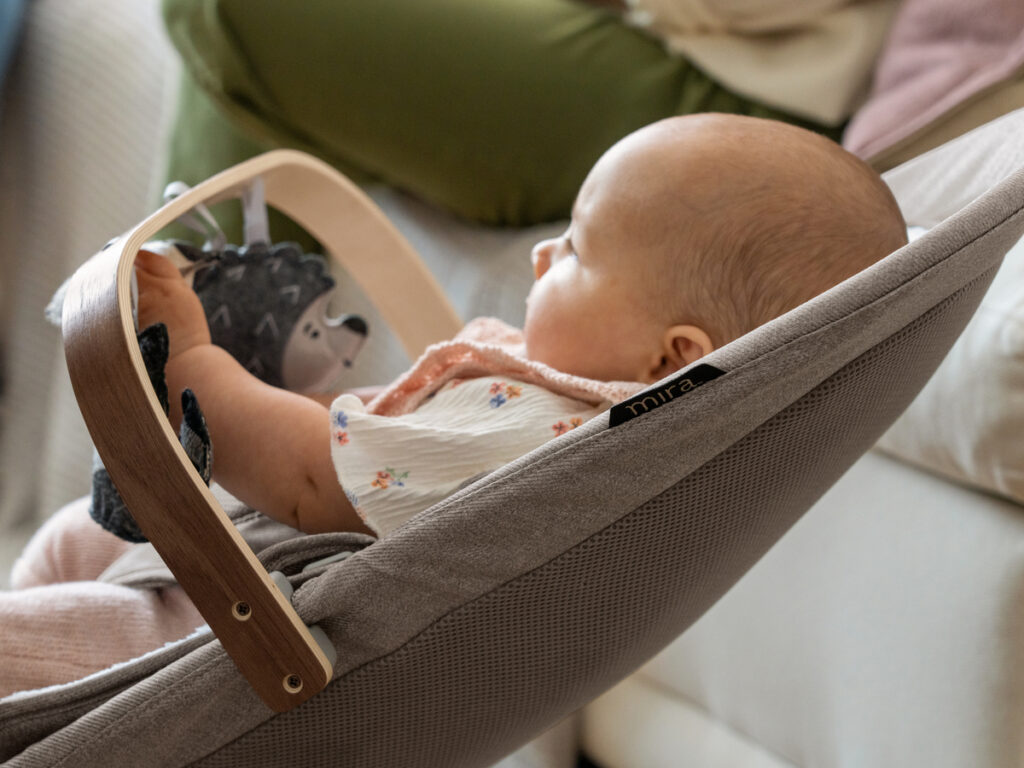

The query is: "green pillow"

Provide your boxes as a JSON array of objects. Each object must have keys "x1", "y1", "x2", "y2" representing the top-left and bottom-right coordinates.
[
  {"x1": 158, "y1": 75, "x2": 318, "y2": 251},
  {"x1": 162, "y1": 0, "x2": 833, "y2": 229}
]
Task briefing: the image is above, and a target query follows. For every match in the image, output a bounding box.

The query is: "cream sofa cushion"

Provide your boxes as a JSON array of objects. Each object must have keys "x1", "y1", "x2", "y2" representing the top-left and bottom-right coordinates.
[
  {"x1": 876, "y1": 108, "x2": 1024, "y2": 504},
  {"x1": 582, "y1": 450, "x2": 1024, "y2": 767}
]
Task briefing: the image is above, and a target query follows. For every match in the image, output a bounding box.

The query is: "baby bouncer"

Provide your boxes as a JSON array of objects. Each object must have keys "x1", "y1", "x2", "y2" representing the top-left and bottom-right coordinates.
[{"x1": 2, "y1": 113, "x2": 1024, "y2": 766}]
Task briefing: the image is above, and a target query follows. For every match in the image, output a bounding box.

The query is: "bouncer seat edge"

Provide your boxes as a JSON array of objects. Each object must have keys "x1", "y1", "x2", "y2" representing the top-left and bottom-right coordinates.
[{"x1": 3, "y1": 153, "x2": 1024, "y2": 767}]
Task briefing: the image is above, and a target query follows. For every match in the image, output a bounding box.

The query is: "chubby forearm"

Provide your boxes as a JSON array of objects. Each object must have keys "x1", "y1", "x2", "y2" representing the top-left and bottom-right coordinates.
[{"x1": 165, "y1": 344, "x2": 371, "y2": 535}]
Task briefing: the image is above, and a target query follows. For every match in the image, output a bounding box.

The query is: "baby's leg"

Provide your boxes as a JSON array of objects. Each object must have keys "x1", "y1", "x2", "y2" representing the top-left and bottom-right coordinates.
[
  {"x1": 0, "y1": 580, "x2": 202, "y2": 698},
  {"x1": 2, "y1": 498, "x2": 204, "y2": 698},
  {"x1": 9, "y1": 496, "x2": 134, "y2": 589}
]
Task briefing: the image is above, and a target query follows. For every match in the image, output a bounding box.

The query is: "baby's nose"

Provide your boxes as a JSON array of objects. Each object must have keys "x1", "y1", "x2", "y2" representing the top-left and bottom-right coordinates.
[{"x1": 531, "y1": 239, "x2": 555, "y2": 279}]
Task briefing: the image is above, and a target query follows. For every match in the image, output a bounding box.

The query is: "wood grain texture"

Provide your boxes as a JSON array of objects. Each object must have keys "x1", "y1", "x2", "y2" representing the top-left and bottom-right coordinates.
[{"x1": 61, "y1": 151, "x2": 461, "y2": 712}]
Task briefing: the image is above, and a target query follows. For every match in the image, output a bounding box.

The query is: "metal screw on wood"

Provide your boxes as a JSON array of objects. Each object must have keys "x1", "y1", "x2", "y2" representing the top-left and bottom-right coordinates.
[
  {"x1": 232, "y1": 601, "x2": 252, "y2": 621},
  {"x1": 284, "y1": 675, "x2": 303, "y2": 693}
]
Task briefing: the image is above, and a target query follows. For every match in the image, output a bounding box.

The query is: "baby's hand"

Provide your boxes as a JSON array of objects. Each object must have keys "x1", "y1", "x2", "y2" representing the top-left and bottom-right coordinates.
[{"x1": 135, "y1": 249, "x2": 211, "y2": 361}]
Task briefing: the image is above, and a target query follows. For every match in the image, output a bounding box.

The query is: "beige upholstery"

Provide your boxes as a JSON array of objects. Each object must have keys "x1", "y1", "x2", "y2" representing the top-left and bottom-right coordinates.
[{"x1": 0, "y1": 0, "x2": 179, "y2": 536}]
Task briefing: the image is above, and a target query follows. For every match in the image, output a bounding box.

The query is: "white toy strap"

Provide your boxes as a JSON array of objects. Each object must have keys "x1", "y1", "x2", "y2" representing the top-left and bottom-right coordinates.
[
  {"x1": 241, "y1": 177, "x2": 270, "y2": 246},
  {"x1": 162, "y1": 180, "x2": 228, "y2": 251}
]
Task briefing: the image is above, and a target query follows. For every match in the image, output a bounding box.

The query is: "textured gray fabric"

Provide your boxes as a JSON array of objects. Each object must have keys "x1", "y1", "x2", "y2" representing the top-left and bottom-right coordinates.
[
  {"x1": 96, "y1": 487, "x2": 306, "y2": 589},
  {"x1": 2, "y1": 168, "x2": 1022, "y2": 767},
  {"x1": 191, "y1": 275, "x2": 992, "y2": 768},
  {"x1": 0, "y1": 630, "x2": 212, "y2": 761}
]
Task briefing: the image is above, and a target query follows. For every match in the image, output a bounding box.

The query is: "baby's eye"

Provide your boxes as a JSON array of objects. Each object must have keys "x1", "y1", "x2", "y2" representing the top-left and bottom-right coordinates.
[{"x1": 563, "y1": 234, "x2": 579, "y2": 261}]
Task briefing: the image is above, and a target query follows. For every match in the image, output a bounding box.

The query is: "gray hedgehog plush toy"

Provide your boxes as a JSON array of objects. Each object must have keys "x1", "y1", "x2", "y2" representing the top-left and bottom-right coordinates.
[
  {"x1": 150, "y1": 178, "x2": 368, "y2": 393},
  {"x1": 157, "y1": 239, "x2": 368, "y2": 393},
  {"x1": 48, "y1": 243, "x2": 368, "y2": 542},
  {"x1": 47, "y1": 182, "x2": 368, "y2": 542},
  {"x1": 98, "y1": 241, "x2": 366, "y2": 542}
]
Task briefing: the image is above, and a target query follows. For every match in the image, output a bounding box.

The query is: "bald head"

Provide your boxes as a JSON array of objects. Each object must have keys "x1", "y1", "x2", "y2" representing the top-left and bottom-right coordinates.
[{"x1": 586, "y1": 114, "x2": 908, "y2": 346}]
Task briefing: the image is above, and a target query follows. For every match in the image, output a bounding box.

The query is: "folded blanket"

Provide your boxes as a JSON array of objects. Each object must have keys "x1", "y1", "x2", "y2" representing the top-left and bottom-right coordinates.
[
  {"x1": 368, "y1": 317, "x2": 646, "y2": 417},
  {"x1": 1, "y1": 499, "x2": 203, "y2": 699},
  {"x1": 843, "y1": 0, "x2": 1024, "y2": 161}
]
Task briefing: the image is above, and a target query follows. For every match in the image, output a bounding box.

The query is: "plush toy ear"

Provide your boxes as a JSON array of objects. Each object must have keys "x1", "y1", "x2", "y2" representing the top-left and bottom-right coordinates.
[
  {"x1": 89, "y1": 454, "x2": 149, "y2": 543},
  {"x1": 88, "y1": 324, "x2": 212, "y2": 543},
  {"x1": 179, "y1": 388, "x2": 212, "y2": 484},
  {"x1": 138, "y1": 322, "x2": 171, "y2": 413}
]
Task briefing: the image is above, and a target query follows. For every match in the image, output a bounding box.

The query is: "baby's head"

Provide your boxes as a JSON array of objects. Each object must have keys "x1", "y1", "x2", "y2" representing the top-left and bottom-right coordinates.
[{"x1": 523, "y1": 113, "x2": 907, "y2": 383}]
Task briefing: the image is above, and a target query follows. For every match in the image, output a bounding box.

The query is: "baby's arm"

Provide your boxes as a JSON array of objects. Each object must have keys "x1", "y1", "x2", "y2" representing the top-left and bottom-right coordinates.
[{"x1": 134, "y1": 250, "x2": 371, "y2": 535}]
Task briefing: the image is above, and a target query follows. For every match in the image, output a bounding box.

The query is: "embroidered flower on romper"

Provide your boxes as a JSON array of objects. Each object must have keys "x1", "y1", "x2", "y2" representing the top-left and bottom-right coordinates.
[
  {"x1": 552, "y1": 417, "x2": 584, "y2": 436},
  {"x1": 335, "y1": 431, "x2": 349, "y2": 446},
  {"x1": 333, "y1": 411, "x2": 348, "y2": 429},
  {"x1": 371, "y1": 467, "x2": 408, "y2": 489},
  {"x1": 488, "y1": 381, "x2": 521, "y2": 408}
]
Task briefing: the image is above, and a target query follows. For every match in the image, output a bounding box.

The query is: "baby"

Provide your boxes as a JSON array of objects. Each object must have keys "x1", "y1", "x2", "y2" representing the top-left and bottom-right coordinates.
[
  {"x1": 134, "y1": 112, "x2": 907, "y2": 538},
  {"x1": 1, "y1": 113, "x2": 906, "y2": 696}
]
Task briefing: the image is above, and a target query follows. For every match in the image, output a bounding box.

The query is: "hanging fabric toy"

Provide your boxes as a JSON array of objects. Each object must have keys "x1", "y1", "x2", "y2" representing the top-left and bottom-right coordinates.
[
  {"x1": 47, "y1": 178, "x2": 368, "y2": 541},
  {"x1": 150, "y1": 179, "x2": 368, "y2": 393}
]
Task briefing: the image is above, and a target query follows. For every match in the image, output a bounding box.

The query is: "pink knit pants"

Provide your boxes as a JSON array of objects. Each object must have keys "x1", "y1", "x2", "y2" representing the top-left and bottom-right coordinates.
[{"x1": 0, "y1": 498, "x2": 203, "y2": 698}]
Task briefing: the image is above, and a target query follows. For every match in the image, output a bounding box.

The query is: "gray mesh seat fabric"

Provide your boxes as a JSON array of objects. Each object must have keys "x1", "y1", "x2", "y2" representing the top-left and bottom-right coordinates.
[{"x1": 2, "y1": 158, "x2": 1024, "y2": 766}]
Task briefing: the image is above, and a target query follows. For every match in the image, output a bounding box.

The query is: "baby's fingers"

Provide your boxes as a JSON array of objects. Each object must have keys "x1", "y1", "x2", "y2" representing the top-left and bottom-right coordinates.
[
  {"x1": 134, "y1": 249, "x2": 182, "y2": 279},
  {"x1": 135, "y1": 252, "x2": 189, "y2": 324}
]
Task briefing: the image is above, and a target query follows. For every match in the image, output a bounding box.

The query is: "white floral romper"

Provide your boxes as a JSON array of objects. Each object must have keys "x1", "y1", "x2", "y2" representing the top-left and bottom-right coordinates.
[{"x1": 330, "y1": 377, "x2": 603, "y2": 537}]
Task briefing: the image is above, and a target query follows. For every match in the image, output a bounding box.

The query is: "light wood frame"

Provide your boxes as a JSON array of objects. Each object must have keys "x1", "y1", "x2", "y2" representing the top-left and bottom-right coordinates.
[{"x1": 61, "y1": 150, "x2": 462, "y2": 712}]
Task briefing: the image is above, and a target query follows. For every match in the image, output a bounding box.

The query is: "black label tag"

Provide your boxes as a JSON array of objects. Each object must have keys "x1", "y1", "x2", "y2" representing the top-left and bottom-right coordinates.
[{"x1": 609, "y1": 363, "x2": 725, "y2": 427}]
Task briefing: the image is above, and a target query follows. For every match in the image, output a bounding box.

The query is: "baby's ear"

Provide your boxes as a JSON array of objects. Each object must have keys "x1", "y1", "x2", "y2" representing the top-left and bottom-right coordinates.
[{"x1": 652, "y1": 325, "x2": 714, "y2": 379}]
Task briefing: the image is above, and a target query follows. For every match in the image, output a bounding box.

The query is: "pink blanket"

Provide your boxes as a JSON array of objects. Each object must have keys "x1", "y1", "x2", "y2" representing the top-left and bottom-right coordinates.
[
  {"x1": 369, "y1": 317, "x2": 645, "y2": 416},
  {"x1": 843, "y1": 0, "x2": 1024, "y2": 160},
  {"x1": 0, "y1": 499, "x2": 202, "y2": 698}
]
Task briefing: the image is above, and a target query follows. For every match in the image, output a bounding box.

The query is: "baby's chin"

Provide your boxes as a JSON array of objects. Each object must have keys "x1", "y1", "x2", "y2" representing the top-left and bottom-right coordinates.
[
  {"x1": 522, "y1": 342, "x2": 610, "y2": 381},
  {"x1": 522, "y1": 321, "x2": 605, "y2": 379},
  {"x1": 520, "y1": 334, "x2": 544, "y2": 367},
  {"x1": 521, "y1": 333, "x2": 561, "y2": 373}
]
